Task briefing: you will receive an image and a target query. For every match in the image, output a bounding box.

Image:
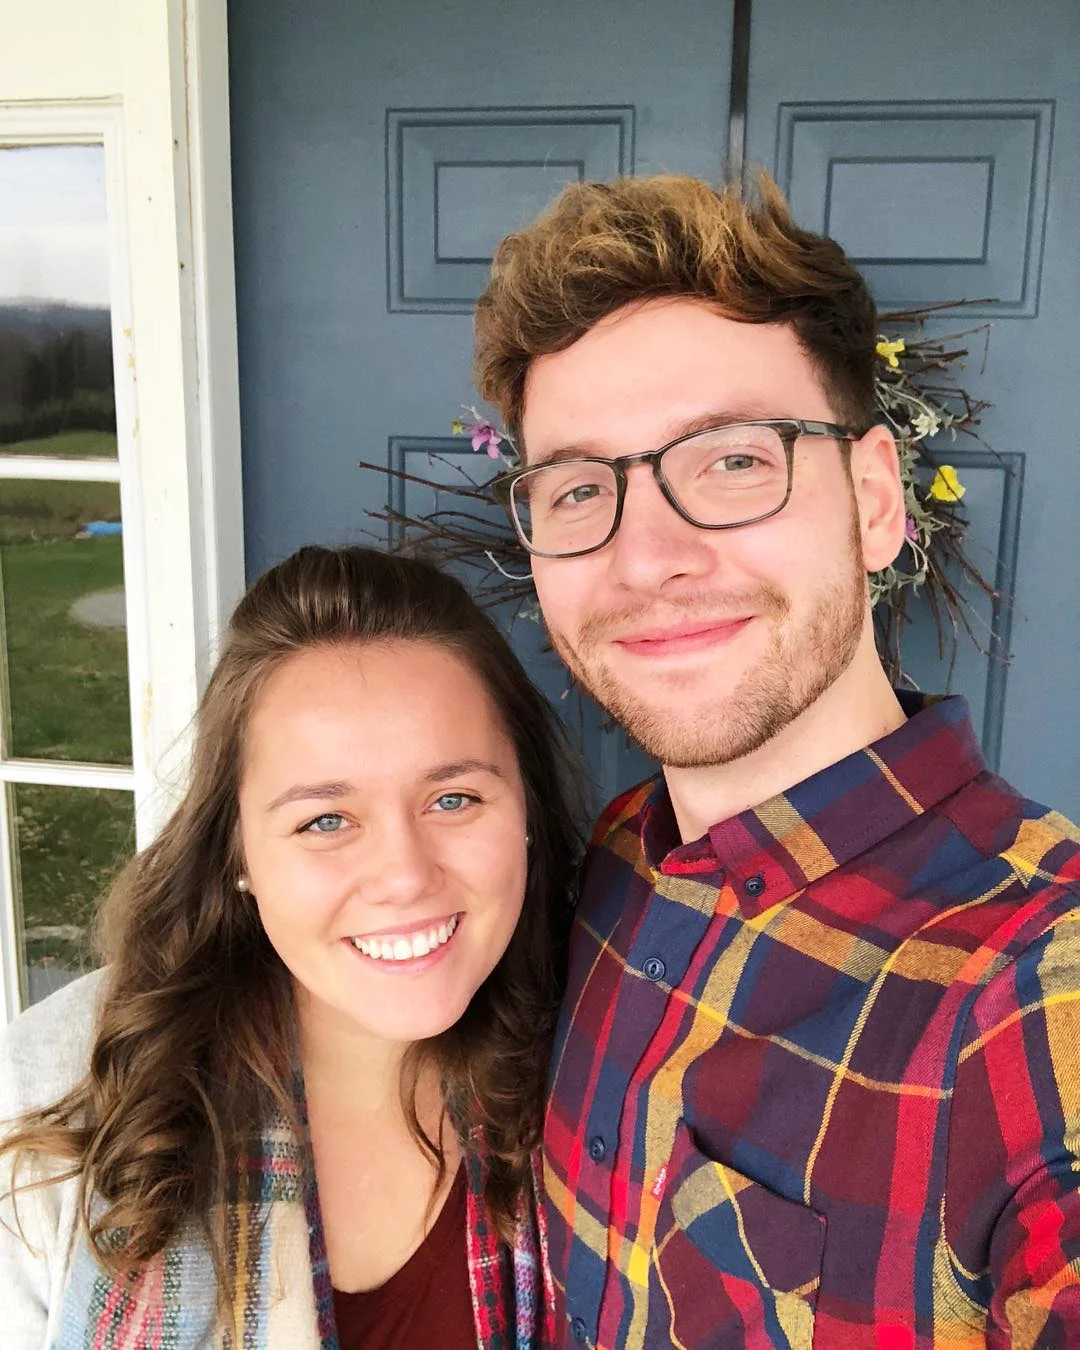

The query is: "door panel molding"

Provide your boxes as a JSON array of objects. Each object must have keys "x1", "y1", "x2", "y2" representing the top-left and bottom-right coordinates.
[
  {"x1": 775, "y1": 100, "x2": 1053, "y2": 316},
  {"x1": 902, "y1": 448, "x2": 1025, "y2": 772},
  {"x1": 386, "y1": 106, "x2": 635, "y2": 314}
]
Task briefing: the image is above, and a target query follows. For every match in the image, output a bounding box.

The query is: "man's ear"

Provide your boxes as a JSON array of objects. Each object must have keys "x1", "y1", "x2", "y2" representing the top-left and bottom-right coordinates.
[{"x1": 850, "y1": 424, "x2": 906, "y2": 573}]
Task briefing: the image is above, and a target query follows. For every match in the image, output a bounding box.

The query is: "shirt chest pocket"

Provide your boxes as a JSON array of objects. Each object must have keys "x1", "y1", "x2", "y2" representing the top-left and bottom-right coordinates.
[{"x1": 648, "y1": 1120, "x2": 826, "y2": 1349}]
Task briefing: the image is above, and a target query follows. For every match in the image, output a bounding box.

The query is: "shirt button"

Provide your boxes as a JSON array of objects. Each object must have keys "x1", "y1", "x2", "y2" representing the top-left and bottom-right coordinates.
[
  {"x1": 571, "y1": 1317, "x2": 588, "y2": 1343},
  {"x1": 642, "y1": 956, "x2": 666, "y2": 981},
  {"x1": 588, "y1": 1134, "x2": 606, "y2": 1162},
  {"x1": 744, "y1": 873, "x2": 766, "y2": 897}
]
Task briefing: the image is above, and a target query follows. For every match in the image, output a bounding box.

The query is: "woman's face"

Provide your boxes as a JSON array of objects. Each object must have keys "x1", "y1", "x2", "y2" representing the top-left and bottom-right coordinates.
[{"x1": 238, "y1": 638, "x2": 528, "y2": 1048}]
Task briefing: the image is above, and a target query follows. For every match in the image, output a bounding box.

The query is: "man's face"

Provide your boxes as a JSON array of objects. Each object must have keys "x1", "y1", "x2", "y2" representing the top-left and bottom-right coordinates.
[{"x1": 520, "y1": 298, "x2": 887, "y2": 769}]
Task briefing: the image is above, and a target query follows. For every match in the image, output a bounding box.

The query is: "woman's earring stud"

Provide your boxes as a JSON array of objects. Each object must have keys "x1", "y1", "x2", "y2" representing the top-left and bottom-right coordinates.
[{"x1": 236, "y1": 876, "x2": 250, "y2": 893}]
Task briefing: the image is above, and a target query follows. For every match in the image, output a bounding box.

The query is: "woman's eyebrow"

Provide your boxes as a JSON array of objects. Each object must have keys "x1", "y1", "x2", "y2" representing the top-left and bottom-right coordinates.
[
  {"x1": 424, "y1": 760, "x2": 504, "y2": 782},
  {"x1": 265, "y1": 762, "x2": 504, "y2": 810},
  {"x1": 266, "y1": 780, "x2": 354, "y2": 812}
]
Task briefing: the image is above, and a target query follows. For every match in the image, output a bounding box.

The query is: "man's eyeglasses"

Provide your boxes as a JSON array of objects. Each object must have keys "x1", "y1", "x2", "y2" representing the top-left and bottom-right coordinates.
[{"x1": 490, "y1": 419, "x2": 859, "y2": 559}]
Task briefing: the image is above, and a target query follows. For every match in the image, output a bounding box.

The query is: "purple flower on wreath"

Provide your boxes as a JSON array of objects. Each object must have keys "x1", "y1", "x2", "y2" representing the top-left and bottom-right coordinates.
[
  {"x1": 904, "y1": 515, "x2": 920, "y2": 543},
  {"x1": 468, "y1": 422, "x2": 503, "y2": 458}
]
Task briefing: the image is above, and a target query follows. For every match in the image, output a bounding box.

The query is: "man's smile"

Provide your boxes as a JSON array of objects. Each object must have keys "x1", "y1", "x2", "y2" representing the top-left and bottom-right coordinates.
[{"x1": 611, "y1": 616, "x2": 756, "y2": 658}]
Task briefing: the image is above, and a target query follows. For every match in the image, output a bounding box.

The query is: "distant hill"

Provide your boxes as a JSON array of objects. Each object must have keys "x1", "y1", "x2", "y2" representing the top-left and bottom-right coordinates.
[{"x1": 0, "y1": 302, "x2": 111, "y2": 341}]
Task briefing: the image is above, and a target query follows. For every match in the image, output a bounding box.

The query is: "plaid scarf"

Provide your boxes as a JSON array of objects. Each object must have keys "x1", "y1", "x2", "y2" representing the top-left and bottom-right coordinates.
[{"x1": 53, "y1": 1101, "x2": 554, "y2": 1349}]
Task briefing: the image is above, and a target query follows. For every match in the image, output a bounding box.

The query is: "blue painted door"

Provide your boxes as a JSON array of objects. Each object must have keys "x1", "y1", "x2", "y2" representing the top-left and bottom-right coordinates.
[
  {"x1": 229, "y1": 0, "x2": 1079, "y2": 815},
  {"x1": 228, "y1": 0, "x2": 734, "y2": 805},
  {"x1": 744, "y1": 0, "x2": 1080, "y2": 815}
]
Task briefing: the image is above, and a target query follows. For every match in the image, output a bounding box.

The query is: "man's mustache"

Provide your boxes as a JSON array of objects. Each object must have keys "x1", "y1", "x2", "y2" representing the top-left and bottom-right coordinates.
[{"x1": 570, "y1": 588, "x2": 789, "y2": 646}]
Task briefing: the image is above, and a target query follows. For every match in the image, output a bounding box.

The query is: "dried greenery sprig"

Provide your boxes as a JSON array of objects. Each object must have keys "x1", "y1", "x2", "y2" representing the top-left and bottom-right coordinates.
[
  {"x1": 357, "y1": 447, "x2": 534, "y2": 610},
  {"x1": 870, "y1": 303, "x2": 1003, "y2": 680}
]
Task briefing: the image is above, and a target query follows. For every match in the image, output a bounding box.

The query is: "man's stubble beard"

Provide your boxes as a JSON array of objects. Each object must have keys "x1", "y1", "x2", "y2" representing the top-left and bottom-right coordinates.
[{"x1": 546, "y1": 522, "x2": 869, "y2": 770}]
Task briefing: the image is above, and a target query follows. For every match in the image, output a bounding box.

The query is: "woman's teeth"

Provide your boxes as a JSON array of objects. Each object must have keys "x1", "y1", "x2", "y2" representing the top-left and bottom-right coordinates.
[{"x1": 349, "y1": 914, "x2": 459, "y2": 962}]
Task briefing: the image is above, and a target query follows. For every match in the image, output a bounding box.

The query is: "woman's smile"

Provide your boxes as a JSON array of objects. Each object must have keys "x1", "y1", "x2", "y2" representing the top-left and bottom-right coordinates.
[{"x1": 345, "y1": 912, "x2": 461, "y2": 965}]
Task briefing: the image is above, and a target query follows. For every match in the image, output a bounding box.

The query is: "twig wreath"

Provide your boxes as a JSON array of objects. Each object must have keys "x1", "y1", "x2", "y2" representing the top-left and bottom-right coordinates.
[{"x1": 360, "y1": 303, "x2": 1002, "y2": 685}]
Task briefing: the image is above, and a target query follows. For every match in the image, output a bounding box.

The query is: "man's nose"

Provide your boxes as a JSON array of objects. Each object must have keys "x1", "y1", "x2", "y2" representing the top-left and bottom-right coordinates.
[{"x1": 604, "y1": 461, "x2": 718, "y2": 590}]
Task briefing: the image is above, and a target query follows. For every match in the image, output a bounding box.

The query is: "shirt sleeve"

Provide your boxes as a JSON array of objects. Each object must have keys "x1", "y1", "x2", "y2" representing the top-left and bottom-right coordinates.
[
  {"x1": 0, "y1": 1049, "x2": 69, "y2": 1347},
  {"x1": 0, "y1": 973, "x2": 103, "y2": 1348},
  {"x1": 947, "y1": 902, "x2": 1080, "y2": 1346}
]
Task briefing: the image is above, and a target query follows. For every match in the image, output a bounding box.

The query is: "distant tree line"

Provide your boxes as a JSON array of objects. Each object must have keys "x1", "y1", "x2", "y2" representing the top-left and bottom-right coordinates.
[{"x1": 0, "y1": 304, "x2": 115, "y2": 445}]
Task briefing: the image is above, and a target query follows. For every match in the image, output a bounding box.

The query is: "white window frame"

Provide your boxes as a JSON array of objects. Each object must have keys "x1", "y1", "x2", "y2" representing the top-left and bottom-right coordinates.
[{"x1": 0, "y1": 0, "x2": 243, "y2": 1020}]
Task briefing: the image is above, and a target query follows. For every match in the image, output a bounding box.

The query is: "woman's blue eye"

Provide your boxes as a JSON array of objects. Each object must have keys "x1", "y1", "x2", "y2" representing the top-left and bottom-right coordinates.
[
  {"x1": 305, "y1": 813, "x2": 346, "y2": 833},
  {"x1": 433, "y1": 793, "x2": 473, "y2": 812}
]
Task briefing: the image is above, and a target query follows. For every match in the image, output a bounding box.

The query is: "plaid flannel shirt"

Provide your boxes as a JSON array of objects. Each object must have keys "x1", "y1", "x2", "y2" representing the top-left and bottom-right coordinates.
[{"x1": 545, "y1": 693, "x2": 1080, "y2": 1348}]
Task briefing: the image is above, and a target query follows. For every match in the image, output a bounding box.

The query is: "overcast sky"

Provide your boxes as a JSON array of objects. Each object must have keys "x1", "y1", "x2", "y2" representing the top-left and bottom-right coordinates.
[{"x1": 0, "y1": 144, "x2": 110, "y2": 307}]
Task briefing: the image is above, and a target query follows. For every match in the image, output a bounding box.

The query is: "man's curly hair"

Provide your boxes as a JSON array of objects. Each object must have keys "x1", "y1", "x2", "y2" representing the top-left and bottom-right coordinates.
[{"x1": 474, "y1": 172, "x2": 878, "y2": 446}]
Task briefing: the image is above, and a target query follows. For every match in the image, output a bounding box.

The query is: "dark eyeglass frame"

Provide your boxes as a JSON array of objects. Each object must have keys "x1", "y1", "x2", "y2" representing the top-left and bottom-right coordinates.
[{"x1": 490, "y1": 418, "x2": 860, "y2": 559}]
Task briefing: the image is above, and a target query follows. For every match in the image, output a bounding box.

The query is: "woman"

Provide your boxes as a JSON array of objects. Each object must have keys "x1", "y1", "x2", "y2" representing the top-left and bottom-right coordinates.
[{"x1": 0, "y1": 545, "x2": 583, "y2": 1349}]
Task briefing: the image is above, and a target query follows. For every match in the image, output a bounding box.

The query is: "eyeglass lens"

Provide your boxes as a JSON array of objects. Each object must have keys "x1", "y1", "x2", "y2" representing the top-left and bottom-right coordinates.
[{"x1": 510, "y1": 424, "x2": 790, "y2": 555}]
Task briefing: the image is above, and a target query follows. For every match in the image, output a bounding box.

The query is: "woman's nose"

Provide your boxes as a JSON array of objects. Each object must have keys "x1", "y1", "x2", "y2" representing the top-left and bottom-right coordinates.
[{"x1": 353, "y1": 815, "x2": 439, "y2": 908}]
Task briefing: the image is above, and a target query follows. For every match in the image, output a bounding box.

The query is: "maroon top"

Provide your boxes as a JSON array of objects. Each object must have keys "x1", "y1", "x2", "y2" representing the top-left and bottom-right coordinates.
[{"x1": 332, "y1": 1163, "x2": 474, "y2": 1349}]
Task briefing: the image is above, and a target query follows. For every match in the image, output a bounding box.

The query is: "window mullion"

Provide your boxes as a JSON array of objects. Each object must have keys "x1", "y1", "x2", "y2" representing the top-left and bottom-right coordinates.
[{"x1": 0, "y1": 784, "x2": 26, "y2": 1022}]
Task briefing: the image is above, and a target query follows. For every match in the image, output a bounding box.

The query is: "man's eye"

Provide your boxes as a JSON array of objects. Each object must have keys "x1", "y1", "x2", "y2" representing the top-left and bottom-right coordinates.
[
  {"x1": 302, "y1": 812, "x2": 346, "y2": 834},
  {"x1": 551, "y1": 481, "x2": 604, "y2": 509},
  {"x1": 710, "y1": 452, "x2": 760, "y2": 473}
]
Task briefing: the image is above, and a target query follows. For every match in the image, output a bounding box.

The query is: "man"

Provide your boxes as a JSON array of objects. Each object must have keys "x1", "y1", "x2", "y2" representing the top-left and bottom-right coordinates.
[{"x1": 475, "y1": 175, "x2": 1080, "y2": 1347}]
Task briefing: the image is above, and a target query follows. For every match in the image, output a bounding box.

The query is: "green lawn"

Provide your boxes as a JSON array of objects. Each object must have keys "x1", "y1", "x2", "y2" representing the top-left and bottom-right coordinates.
[
  {"x1": 15, "y1": 783, "x2": 134, "y2": 978},
  {"x1": 1, "y1": 432, "x2": 135, "y2": 989},
  {"x1": 3, "y1": 536, "x2": 131, "y2": 761},
  {"x1": 0, "y1": 480, "x2": 122, "y2": 547},
  {"x1": 0, "y1": 431, "x2": 121, "y2": 550},
  {"x1": 2, "y1": 429, "x2": 118, "y2": 460}
]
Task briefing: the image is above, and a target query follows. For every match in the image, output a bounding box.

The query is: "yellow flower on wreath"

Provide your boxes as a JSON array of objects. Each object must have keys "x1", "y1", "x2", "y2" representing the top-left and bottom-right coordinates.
[
  {"x1": 929, "y1": 464, "x2": 966, "y2": 503},
  {"x1": 876, "y1": 337, "x2": 906, "y2": 368}
]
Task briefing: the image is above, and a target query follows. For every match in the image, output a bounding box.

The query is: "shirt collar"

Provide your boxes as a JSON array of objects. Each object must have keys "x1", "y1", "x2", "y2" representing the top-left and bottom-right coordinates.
[{"x1": 641, "y1": 693, "x2": 986, "y2": 915}]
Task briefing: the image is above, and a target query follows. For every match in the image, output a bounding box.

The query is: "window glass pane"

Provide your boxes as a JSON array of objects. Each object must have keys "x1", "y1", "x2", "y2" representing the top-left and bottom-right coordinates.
[
  {"x1": 0, "y1": 144, "x2": 116, "y2": 460},
  {"x1": 10, "y1": 782, "x2": 134, "y2": 1006},
  {"x1": 1, "y1": 478, "x2": 131, "y2": 763}
]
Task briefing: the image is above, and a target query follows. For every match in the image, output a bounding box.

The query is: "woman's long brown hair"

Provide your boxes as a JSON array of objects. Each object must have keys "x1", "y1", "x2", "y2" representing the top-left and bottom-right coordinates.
[{"x1": 0, "y1": 545, "x2": 584, "y2": 1302}]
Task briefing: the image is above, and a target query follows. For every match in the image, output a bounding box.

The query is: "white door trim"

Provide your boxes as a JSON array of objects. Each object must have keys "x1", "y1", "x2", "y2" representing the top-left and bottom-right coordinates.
[
  {"x1": 0, "y1": 0, "x2": 244, "y2": 1019},
  {"x1": 176, "y1": 0, "x2": 246, "y2": 684}
]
